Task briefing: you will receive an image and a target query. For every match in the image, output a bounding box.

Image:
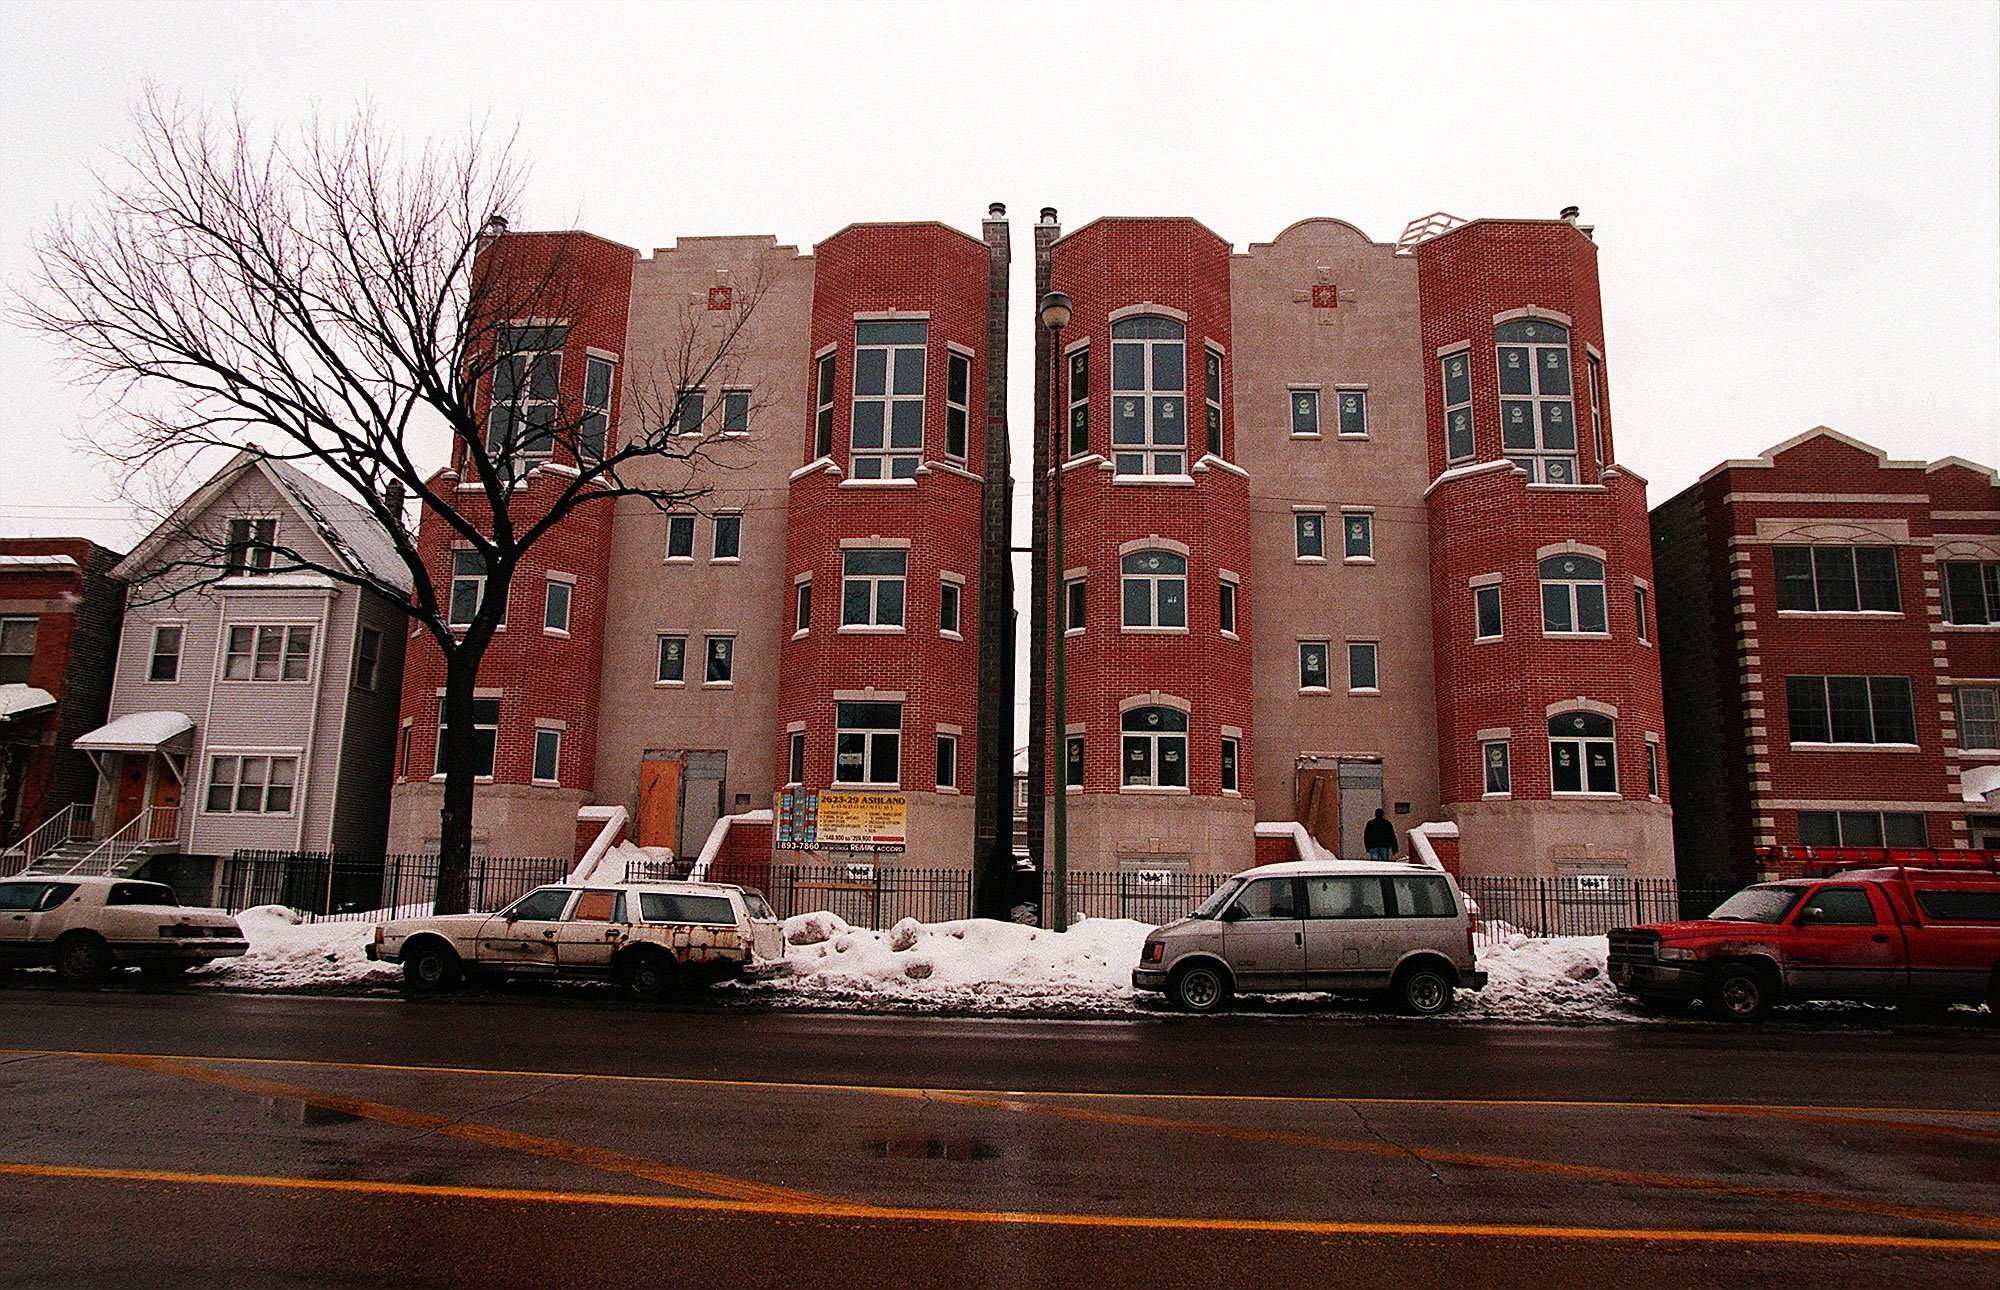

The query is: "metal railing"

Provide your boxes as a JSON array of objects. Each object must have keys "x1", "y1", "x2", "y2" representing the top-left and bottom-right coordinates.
[
  {"x1": 1, "y1": 804, "x2": 89, "y2": 876},
  {"x1": 1459, "y1": 876, "x2": 1736, "y2": 938},
  {"x1": 220, "y1": 850, "x2": 576, "y2": 921}
]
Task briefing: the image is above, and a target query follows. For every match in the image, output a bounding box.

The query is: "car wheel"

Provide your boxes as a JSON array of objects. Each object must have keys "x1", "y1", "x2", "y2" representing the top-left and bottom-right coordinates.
[
  {"x1": 401, "y1": 940, "x2": 460, "y2": 993},
  {"x1": 1168, "y1": 962, "x2": 1230, "y2": 1013},
  {"x1": 1706, "y1": 964, "x2": 1772, "y2": 1022},
  {"x1": 624, "y1": 951, "x2": 677, "y2": 1001},
  {"x1": 53, "y1": 932, "x2": 112, "y2": 984},
  {"x1": 1392, "y1": 963, "x2": 1455, "y2": 1016}
]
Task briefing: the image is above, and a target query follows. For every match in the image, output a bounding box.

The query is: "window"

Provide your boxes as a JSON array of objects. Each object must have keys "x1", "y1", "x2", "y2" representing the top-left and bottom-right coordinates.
[
  {"x1": 1482, "y1": 740, "x2": 1511, "y2": 794},
  {"x1": 1204, "y1": 349, "x2": 1223, "y2": 457},
  {"x1": 1785, "y1": 675, "x2": 1917, "y2": 745},
  {"x1": 1646, "y1": 740, "x2": 1661, "y2": 797},
  {"x1": 580, "y1": 355, "x2": 614, "y2": 464},
  {"x1": 1797, "y1": 810, "x2": 1928, "y2": 848},
  {"x1": 1348, "y1": 641, "x2": 1379, "y2": 692},
  {"x1": 1221, "y1": 736, "x2": 1239, "y2": 793},
  {"x1": 712, "y1": 514, "x2": 742, "y2": 560},
  {"x1": 639, "y1": 891, "x2": 735, "y2": 925},
  {"x1": 1299, "y1": 640, "x2": 1330, "y2": 691},
  {"x1": 814, "y1": 352, "x2": 836, "y2": 459},
  {"x1": 656, "y1": 634, "x2": 686, "y2": 683},
  {"x1": 1121, "y1": 706, "x2": 1188, "y2": 788},
  {"x1": 1218, "y1": 579, "x2": 1237, "y2": 636},
  {"x1": 1342, "y1": 512, "x2": 1373, "y2": 559},
  {"x1": 788, "y1": 730, "x2": 806, "y2": 785},
  {"x1": 487, "y1": 324, "x2": 563, "y2": 462},
  {"x1": 1634, "y1": 585, "x2": 1650, "y2": 644},
  {"x1": 1773, "y1": 546, "x2": 1900, "y2": 613},
  {"x1": 1957, "y1": 686, "x2": 1998, "y2": 750},
  {"x1": 1110, "y1": 316, "x2": 1186, "y2": 476},
  {"x1": 1390, "y1": 875, "x2": 1457, "y2": 918},
  {"x1": 1120, "y1": 550, "x2": 1186, "y2": 628},
  {"x1": 945, "y1": 351, "x2": 970, "y2": 462},
  {"x1": 852, "y1": 319, "x2": 927, "y2": 479},
  {"x1": 1441, "y1": 351, "x2": 1474, "y2": 462},
  {"x1": 224, "y1": 517, "x2": 278, "y2": 575},
  {"x1": 543, "y1": 581, "x2": 571, "y2": 634},
  {"x1": 204, "y1": 754, "x2": 298, "y2": 814},
  {"x1": 1798, "y1": 887, "x2": 1877, "y2": 926},
  {"x1": 532, "y1": 729, "x2": 561, "y2": 784},
  {"x1": 794, "y1": 579, "x2": 812, "y2": 634},
  {"x1": 1295, "y1": 511, "x2": 1325, "y2": 560},
  {"x1": 1290, "y1": 388, "x2": 1320, "y2": 437},
  {"x1": 1065, "y1": 734, "x2": 1085, "y2": 788},
  {"x1": 842, "y1": 549, "x2": 907, "y2": 627},
  {"x1": 1942, "y1": 560, "x2": 2000, "y2": 624},
  {"x1": 435, "y1": 697, "x2": 500, "y2": 777},
  {"x1": 936, "y1": 733, "x2": 958, "y2": 790},
  {"x1": 665, "y1": 513, "x2": 695, "y2": 561},
  {"x1": 354, "y1": 626, "x2": 381, "y2": 691},
  {"x1": 570, "y1": 890, "x2": 621, "y2": 923},
  {"x1": 449, "y1": 550, "x2": 504, "y2": 626},
  {"x1": 1496, "y1": 318, "x2": 1577, "y2": 483},
  {"x1": 939, "y1": 580, "x2": 962, "y2": 635},
  {"x1": 1337, "y1": 389, "x2": 1368, "y2": 437},
  {"x1": 1549, "y1": 711, "x2": 1617, "y2": 794},
  {"x1": 1540, "y1": 554, "x2": 1608, "y2": 634},
  {"x1": 1305, "y1": 876, "x2": 1387, "y2": 919},
  {"x1": 148, "y1": 624, "x2": 182, "y2": 683},
  {"x1": 223, "y1": 625, "x2": 314, "y2": 682},
  {"x1": 835, "y1": 701, "x2": 901, "y2": 784},
  {"x1": 1065, "y1": 577, "x2": 1086, "y2": 633},
  {"x1": 1586, "y1": 352, "x2": 1608, "y2": 465},
  {"x1": 399, "y1": 723, "x2": 412, "y2": 779},
  {"x1": 1068, "y1": 348, "x2": 1090, "y2": 458},
  {"x1": 1475, "y1": 584, "x2": 1502, "y2": 640},
  {"x1": 1231, "y1": 877, "x2": 1298, "y2": 920},
  {"x1": 721, "y1": 389, "x2": 750, "y2": 437},
  {"x1": 0, "y1": 616, "x2": 36, "y2": 685},
  {"x1": 704, "y1": 635, "x2": 734, "y2": 684},
  {"x1": 675, "y1": 390, "x2": 705, "y2": 437}
]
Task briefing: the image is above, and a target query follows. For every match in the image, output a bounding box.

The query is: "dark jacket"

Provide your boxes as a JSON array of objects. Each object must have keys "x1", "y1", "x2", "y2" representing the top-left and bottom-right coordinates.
[{"x1": 1362, "y1": 817, "x2": 1397, "y2": 852}]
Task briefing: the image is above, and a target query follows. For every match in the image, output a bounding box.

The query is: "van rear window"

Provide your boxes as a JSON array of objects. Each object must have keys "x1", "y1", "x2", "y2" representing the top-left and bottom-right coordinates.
[
  {"x1": 640, "y1": 892, "x2": 737, "y2": 926},
  {"x1": 1913, "y1": 889, "x2": 2000, "y2": 921},
  {"x1": 1391, "y1": 875, "x2": 1458, "y2": 918}
]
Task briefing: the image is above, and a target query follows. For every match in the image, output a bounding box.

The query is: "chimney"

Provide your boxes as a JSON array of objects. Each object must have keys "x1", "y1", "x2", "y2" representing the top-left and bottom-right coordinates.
[
  {"x1": 382, "y1": 479, "x2": 405, "y2": 528},
  {"x1": 1559, "y1": 206, "x2": 1581, "y2": 225},
  {"x1": 476, "y1": 213, "x2": 509, "y2": 254},
  {"x1": 988, "y1": 202, "x2": 1007, "y2": 220},
  {"x1": 1039, "y1": 207, "x2": 1059, "y2": 226}
]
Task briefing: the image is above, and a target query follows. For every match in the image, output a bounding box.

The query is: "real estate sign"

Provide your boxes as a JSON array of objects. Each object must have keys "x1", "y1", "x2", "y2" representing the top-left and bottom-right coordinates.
[{"x1": 814, "y1": 791, "x2": 908, "y2": 853}]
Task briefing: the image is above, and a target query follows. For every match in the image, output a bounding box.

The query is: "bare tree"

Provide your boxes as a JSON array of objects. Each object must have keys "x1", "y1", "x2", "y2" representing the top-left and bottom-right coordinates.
[{"x1": 19, "y1": 93, "x2": 760, "y2": 912}]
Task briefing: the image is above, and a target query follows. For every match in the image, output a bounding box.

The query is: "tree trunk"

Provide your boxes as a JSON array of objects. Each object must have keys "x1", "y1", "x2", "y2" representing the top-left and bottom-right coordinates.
[{"x1": 433, "y1": 648, "x2": 481, "y2": 915}]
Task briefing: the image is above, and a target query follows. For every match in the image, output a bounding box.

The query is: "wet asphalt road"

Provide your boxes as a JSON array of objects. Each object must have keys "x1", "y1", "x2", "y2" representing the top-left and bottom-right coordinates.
[{"x1": 1, "y1": 984, "x2": 1996, "y2": 1288}]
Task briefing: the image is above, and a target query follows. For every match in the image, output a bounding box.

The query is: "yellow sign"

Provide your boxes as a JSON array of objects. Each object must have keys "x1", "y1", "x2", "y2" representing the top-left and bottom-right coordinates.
[{"x1": 814, "y1": 792, "x2": 908, "y2": 853}]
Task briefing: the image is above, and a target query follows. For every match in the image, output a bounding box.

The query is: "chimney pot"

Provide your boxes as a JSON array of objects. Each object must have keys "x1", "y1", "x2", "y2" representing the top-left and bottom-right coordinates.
[
  {"x1": 1039, "y1": 207, "x2": 1059, "y2": 225},
  {"x1": 988, "y1": 202, "x2": 1006, "y2": 219},
  {"x1": 1560, "y1": 206, "x2": 1581, "y2": 224}
]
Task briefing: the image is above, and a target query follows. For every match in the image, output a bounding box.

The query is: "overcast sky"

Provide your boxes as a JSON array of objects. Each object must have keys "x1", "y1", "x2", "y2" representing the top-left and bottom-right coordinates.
[{"x1": 2, "y1": 0, "x2": 1995, "y2": 550}]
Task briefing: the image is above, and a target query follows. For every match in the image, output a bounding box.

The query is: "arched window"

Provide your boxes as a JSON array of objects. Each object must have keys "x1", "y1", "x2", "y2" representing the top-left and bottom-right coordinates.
[
  {"x1": 1496, "y1": 319, "x2": 1577, "y2": 483},
  {"x1": 1540, "y1": 553, "x2": 1608, "y2": 634},
  {"x1": 1122, "y1": 706, "x2": 1189, "y2": 788},
  {"x1": 1549, "y1": 711, "x2": 1617, "y2": 794},
  {"x1": 1110, "y1": 317, "x2": 1186, "y2": 477},
  {"x1": 1121, "y1": 550, "x2": 1187, "y2": 628}
]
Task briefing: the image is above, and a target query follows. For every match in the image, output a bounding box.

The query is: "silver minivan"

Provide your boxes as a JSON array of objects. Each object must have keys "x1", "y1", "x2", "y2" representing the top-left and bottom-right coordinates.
[{"x1": 1131, "y1": 859, "x2": 1487, "y2": 1014}]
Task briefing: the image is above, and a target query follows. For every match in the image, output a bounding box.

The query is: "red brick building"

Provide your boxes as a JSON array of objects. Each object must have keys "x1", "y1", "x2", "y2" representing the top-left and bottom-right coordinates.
[
  {"x1": 0, "y1": 539, "x2": 125, "y2": 845},
  {"x1": 1652, "y1": 429, "x2": 2000, "y2": 884}
]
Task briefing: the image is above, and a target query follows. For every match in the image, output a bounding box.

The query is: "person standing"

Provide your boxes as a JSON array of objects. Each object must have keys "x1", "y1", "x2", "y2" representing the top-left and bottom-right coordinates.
[{"x1": 1363, "y1": 808, "x2": 1398, "y2": 862}]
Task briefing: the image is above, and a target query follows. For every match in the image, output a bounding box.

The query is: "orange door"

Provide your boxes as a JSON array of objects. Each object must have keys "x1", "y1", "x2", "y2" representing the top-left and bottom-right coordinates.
[
  {"x1": 1294, "y1": 768, "x2": 1341, "y2": 857},
  {"x1": 112, "y1": 755, "x2": 148, "y2": 830},
  {"x1": 638, "y1": 757, "x2": 683, "y2": 850},
  {"x1": 149, "y1": 768, "x2": 182, "y2": 840}
]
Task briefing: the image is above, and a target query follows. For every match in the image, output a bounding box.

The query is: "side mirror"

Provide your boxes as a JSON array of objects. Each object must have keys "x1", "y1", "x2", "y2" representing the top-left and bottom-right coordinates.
[
  {"x1": 1219, "y1": 904, "x2": 1245, "y2": 922},
  {"x1": 1796, "y1": 906, "x2": 1823, "y2": 926},
  {"x1": 504, "y1": 912, "x2": 520, "y2": 924}
]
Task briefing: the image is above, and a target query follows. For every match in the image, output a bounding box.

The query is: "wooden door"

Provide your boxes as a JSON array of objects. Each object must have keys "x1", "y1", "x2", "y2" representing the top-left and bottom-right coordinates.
[
  {"x1": 1294, "y1": 768, "x2": 1340, "y2": 857},
  {"x1": 638, "y1": 756, "x2": 683, "y2": 850},
  {"x1": 149, "y1": 766, "x2": 181, "y2": 840},
  {"x1": 112, "y1": 754, "x2": 148, "y2": 831}
]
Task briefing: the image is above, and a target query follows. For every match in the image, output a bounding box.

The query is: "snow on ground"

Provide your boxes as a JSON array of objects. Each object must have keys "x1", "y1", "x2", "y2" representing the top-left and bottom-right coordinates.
[{"x1": 191, "y1": 901, "x2": 1647, "y2": 1021}]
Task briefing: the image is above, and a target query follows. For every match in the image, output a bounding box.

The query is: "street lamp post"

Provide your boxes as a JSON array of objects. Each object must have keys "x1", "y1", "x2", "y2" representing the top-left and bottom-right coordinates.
[{"x1": 1040, "y1": 290, "x2": 1072, "y2": 930}]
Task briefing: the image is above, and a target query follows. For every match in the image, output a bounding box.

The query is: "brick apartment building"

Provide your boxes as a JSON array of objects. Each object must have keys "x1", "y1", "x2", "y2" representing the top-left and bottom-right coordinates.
[
  {"x1": 389, "y1": 205, "x2": 1675, "y2": 886},
  {"x1": 0, "y1": 538, "x2": 124, "y2": 844},
  {"x1": 1652, "y1": 428, "x2": 2000, "y2": 884}
]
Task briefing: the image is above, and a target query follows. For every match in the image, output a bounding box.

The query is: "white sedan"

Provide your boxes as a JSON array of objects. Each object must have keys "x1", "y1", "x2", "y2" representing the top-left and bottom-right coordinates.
[{"x1": 0, "y1": 876, "x2": 247, "y2": 982}]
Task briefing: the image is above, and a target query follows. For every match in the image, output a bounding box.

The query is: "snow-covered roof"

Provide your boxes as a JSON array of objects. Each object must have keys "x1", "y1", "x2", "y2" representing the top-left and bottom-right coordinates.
[
  {"x1": 1963, "y1": 765, "x2": 2000, "y2": 805},
  {"x1": 74, "y1": 710, "x2": 196, "y2": 752},
  {"x1": 0, "y1": 685, "x2": 56, "y2": 721},
  {"x1": 263, "y1": 458, "x2": 414, "y2": 595},
  {"x1": 0, "y1": 554, "x2": 79, "y2": 569}
]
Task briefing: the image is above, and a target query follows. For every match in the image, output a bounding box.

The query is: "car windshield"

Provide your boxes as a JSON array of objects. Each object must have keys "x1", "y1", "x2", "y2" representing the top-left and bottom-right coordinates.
[
  {"x1": 1191, "y1": 877, "x2": 1245, "y2": 920},
  {"x1": 1706, "y1": 885, "x2": 1804, "y2": 923},
  {"x1": 741, "y1": 890, "x2": 777, "y2": 921}
]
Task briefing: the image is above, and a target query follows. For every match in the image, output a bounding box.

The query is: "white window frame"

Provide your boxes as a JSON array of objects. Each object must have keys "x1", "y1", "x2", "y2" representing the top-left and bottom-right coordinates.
[
  {"x1": 720, "y1": 388, "x2": 751, "y2": 437},
  {"x1": 1289, "y1": 386, "x2": 1321, "y2": 438},
  {"x1": 712, "y1": 512, "x2": 743, "y2": 562},
  {"x1": 532, "y1": 727, "x2": 562, "y2": 785},
  {"x1": 787, "y1": 729, "x2": 807, "y2": 786},
  {"x1": 224, "y1": 517, "x2": 279, "y2": 575},
  {"x1": 1341, "y1": 510, "x2": 1374, "y2": 561},
  {"x1": 1645, "y1": 738, "x2": 1661, "y2": 799},
  {"x1": 813, "y1": 350, "x2": 837, "y2": 460},
  {"x1": 1220, "y1": 734, "x2": 1240, "y2": 795},
  {"x1": 147, "y1": 622, "x2": 184, "y2": 683},
  {"x1": 656, "y1": 633, "x2": 687, "y2": 685},
  {"x1": 203, "y1": 752, "x2": 300, "y2": 815},
  {"x1": 841, "y1": 548, "x2": 908, "y2": 630},
  {"x1": 1549, "y1": 711, "x2": 1617, "y2": 795},
  {"x1": 542, "y1": 577, "x2": 573, "y2": 636},
  {"x1": 1440, "y1": 348, "x2": 1475, "y2": 464},
  {"x1": 944, "y1": 348, "x2": 971, "y2": 463},
  {"x1": 1109, "y1": 316, "x2": 1188, "y2": 477},
  {"x1": 1335, "y1": 387, "x2": 1369, "y2": 438},
  {"x1": 435, "y1": 697, "x2": 500, "y2": 779},
  {"x1": 835, "y1": 700, "x2": 902, "y2": 786},
  {"x1": 1218, "y1": 576, "x2": 1238, "y2": 638},
  {"x1": 580, "y1": 353, "x2": 615, "y2": 464},
  {"x1": 1295, "y1": 510, "x2": 1326, "y2": 562},
  {"x1": 449, "y1": 549, "x2": 505, "y2": 627},
  {"x1": 851, "y1": 319, "x2": 928, "y2": 479},
  {"x1": 1347, "y1": 640, "x2": 1380, "y2": 693},
  {"x1": 1067, "y1": 344, "x2": 1090, "y2": 459},
  {"x1": 222, "y1": 624, "x2": 315, "y2": 683},
  {"x1": 487, "y1": 324, "x2": 563, "y2": 464},
  {"x1": 1957, "y1": 685, "x2": 1999, "y2": 751},
  {"x1": 935, "y1": 731, "x2": 959, "y2": 792},
  {"x1": 664, "y1": 513, "x2": 696, "y2": 562},
  {"x1": 1120, "y1": 550, "x2": 1187, "y2": 631},
  {"x1": 1203, "y1": 347, "x2": 1224, "y2": 458},
  {"x1": 1474, "y1": 582, "x2": 1503, "y2": 641},
  {"x1": 1540, "y1": 554, "x2": 1609, "y2": 635},
  {"x1": 1299, "y1": 639, "x2": 1331, "y2": 693},
  {"x1": 794, "y1": 576, "x2": 812, "y2": 637},
  {"x1": 1481, "y1": 739, "x2": 1511, "y2": 796},
  {"x1": 1120, "y1": 704, "x2": 1189, "y2": 790},
  {"x1": 939, "y1": 575, "x2": 963, "y2": 637},
  {"x1": 1496, "y1": 318, "x2": 1579, "y2": 484},
  {"x1": 1065, "y1": 575, "x2": 1087, "y2": 635},
  {"x1": 354, "y1": 625, "x2": 382, "y2": 691},
  {"x1": 703, "y1": 634, "x2": 735, "y2": 686}
]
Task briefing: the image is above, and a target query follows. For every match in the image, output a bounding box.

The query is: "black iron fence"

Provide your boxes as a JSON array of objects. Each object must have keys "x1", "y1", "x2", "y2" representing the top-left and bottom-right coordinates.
[
  {"x1": 220, "y1": 850, "x2": 574, "y2": 922},
  {"x1": 1459, "y1": 876, "x2": 1736, "y2": 938}
]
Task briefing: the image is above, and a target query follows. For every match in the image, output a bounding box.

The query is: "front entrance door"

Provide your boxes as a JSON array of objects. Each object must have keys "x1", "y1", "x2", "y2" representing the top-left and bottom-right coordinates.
[
  {"x1": 638, "y1": 750, "x2": 727, "y2": 858},
  {"x1": 1337, "y1": 761, "x2": 1385, "y2": 860},
  {"x1": 149, "y1": 768, "x2": 181, "y2": 840},
  {"x1": 112, "y1": 753, "x2": 149, "y2": 831},
  {"x1": 1295, "y1": 767, "x2": 1340, "y2": 857},
  {"x1": 639, "y1": 756, "x2": 683, "y2": 850}
]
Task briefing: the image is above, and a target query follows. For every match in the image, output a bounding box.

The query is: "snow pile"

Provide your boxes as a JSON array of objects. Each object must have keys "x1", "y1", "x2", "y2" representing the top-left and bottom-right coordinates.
[
  {"x1": 199, "y1": 906, "x2": 397, "y2": 990},
  {"x1": 1465, "y1": 931, "x2": 1632, "y2": 1022},
  {"x1": 772, "y1": 912, "x2": 1153, "y2": 1012}
]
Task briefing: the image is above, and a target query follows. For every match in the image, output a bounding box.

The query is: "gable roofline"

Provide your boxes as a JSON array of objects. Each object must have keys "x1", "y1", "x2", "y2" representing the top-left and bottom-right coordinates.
[
  {"x1": 1694, "y1": 426, "x2": 1932, "y2": 485},
  {"x1": 112, "y1": 450, "x2": 413, "y2": 594},
  {"x1": 1926, "y1": 455, "x2": 2000, "y2": 486}
]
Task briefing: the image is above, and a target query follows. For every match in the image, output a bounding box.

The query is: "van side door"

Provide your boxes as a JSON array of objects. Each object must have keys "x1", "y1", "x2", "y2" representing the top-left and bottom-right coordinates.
[
  {"x1": 1219, "y1": 877, "x2": 1307, "y2": 990},
  {"x1": 1302, "y1": 876, "x2": 1395, "y2": 990},
  {"x1": 552, "y1": 889, "x2": 627, "y2": 973}
]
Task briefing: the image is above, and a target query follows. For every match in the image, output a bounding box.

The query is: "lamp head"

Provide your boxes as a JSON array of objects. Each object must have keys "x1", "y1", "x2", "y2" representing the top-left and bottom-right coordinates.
[{"x1": 1039, "y1": 291, "x2": 1072, "y2": 331}]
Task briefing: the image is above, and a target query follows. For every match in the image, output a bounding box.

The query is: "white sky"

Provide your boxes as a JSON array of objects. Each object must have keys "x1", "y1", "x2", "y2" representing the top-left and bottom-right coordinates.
[{"x1": 2, "y1": 0, "x2": 1995, "y2": 550}]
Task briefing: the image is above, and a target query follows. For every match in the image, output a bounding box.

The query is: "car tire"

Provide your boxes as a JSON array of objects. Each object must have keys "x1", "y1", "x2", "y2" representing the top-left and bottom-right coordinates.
[
  {"x1": 401, "y1": 940, "x2": 461, "y2": 993},
  {"x1": 623, "y1": 950, "x2": 677, "y2": 1002},
  {"x1": 53, "y1": 932, "x2": 112, "y2": 984},
  {"x1": 1167, "y1": 961, "x2": 1230, "y2": 1013},
  {"x1": 1392, "y1": 963, "x2": 1455, "y2": 1016},
  {"x1": 1706, "y1": 963, "x2": 1772, "y2": 1022}
]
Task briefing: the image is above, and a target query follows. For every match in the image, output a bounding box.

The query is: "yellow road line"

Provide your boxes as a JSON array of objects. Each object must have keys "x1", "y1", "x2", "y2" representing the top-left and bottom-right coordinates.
[
  {"x1": 3, "y1": 1160, "x2": 1998, "y2": 1254},
  {"x1": 10, "y1": 1048, "x2": 1996, "y2": 1120},
  {"x1": 86, "y1": 1053, "x2": 826, "y2": 1208}
]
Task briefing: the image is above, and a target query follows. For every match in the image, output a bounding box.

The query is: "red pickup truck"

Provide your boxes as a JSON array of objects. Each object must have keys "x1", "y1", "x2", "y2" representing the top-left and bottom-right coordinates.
[{"x1": 1608, "y1": 854, "x2": 2000, "y2": 1021}]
